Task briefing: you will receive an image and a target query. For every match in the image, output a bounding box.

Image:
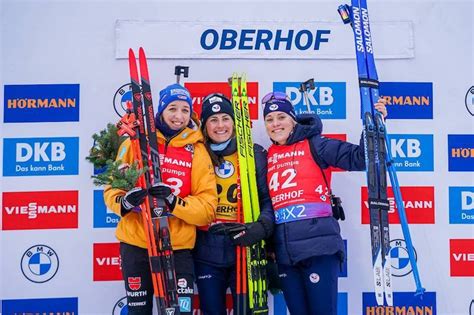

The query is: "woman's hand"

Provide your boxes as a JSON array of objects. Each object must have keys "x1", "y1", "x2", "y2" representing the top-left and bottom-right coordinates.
[{"x1": 374, "y1": 97, "x2": 388, "y2": 118}]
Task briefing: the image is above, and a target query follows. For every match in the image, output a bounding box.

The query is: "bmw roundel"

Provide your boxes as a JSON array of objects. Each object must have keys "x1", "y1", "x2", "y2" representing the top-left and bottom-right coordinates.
[{"x1": 21, "y1": 244, "x2": 59, "y2": 283}]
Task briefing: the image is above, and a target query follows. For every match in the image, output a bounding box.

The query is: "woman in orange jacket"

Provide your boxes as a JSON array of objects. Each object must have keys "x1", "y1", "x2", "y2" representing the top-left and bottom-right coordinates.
[{"x1": 104, "y1": 83, "x2": 217, "y2": 315}]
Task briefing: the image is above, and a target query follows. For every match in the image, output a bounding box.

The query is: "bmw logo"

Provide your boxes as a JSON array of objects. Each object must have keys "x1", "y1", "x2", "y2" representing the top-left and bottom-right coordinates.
[
  {"x1": 390, "y1": 239, "x2": 417, "y2": 277},
  {"x1": 21, "y1": 244, "x2": 59, "y2": 283},
  {"x1": 215, "y1": 161, "x2": 235, "y2": 179},
  {"x1": 112, "y1": 296, "x2": 128, "y2": 315}
]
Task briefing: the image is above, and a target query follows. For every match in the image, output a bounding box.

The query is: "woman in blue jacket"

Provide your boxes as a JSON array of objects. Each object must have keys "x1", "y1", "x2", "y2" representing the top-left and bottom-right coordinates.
[
  {"x1": 261, "y1": 91, "x2": 387, "y2": 315},
  {"x1": 193, "y1": 93, "x2": 274, "y2": 315}
]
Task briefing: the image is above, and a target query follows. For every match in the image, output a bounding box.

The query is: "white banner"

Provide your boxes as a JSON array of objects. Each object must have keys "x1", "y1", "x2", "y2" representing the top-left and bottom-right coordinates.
[{"x1": 115, "y1": 20, "x2": 414, "y2": 60}]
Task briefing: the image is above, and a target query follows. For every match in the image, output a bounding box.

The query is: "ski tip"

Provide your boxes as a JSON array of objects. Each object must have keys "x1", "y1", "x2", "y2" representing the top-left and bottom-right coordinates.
[
  {"x1": 128, "y1": 48, "x2": 135, "y2": 59},
  {"x1": 139, "y1": 47, "x2": 146, "y2": 57}
]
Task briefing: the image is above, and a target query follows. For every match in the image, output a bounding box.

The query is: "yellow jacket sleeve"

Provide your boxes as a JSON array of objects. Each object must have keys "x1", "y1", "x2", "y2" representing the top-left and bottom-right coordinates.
[{"x1": 171, "y1": 142, "x2": 217, "y2": 226}]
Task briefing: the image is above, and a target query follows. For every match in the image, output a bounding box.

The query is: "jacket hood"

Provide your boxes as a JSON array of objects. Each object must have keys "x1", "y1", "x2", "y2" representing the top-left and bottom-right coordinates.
[{"x1": 285, "y1": 114, "x2": 323, "y2": 145}]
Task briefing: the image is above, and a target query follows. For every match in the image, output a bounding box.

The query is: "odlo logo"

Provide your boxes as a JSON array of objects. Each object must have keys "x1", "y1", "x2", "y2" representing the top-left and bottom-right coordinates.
[{"x1": 21, "y1": 245, "x2": 59, "y2": 283}]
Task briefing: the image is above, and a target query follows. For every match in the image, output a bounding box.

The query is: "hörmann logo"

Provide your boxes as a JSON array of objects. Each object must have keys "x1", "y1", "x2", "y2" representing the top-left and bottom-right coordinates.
[
  {"x1": 1, "y1": 297, "x2": 78, "y2": 314},
  {"x1": 273, "y1": 82, "x2": 346, "y2": 119},
  {"x1": 4, "y1": 84, "x2": 80, "y2": 123},
  {"x1": 185, "y1": 82, "x2": 259, "y2": 119},
  {"x1": 362, "y1": 291, "x2": 436, "y2": 315},
  {"x1": 2, "y1": 190, "x2": 78, "y2": 230},
  {"x1": 449, "y1": 187, "x2": 474, "y2": 224},
  {"x1": 448, "y1": 135, "x2": 474, "y2": 172},
  {"x1": 93, "y1": 243, "x2": 122, "y2": 281},
  {"x1": 3, "y1": 137, "x2": 79, "y2": 176},
  {"x1": 200, "y1": 28, "x2": 330, "y2": 51},
  {"x1": 379, "y1": 82, "x2": 433, "y2": 119},
  {"x1": 362, "y1": 186, "x2": 435, "y2": 224},
  {"x1": 386, "y1": 134, "x2": 434, "y2": 171},
  {"x1": 450, "y1": 239, "x2": 474, "y2": 277}
]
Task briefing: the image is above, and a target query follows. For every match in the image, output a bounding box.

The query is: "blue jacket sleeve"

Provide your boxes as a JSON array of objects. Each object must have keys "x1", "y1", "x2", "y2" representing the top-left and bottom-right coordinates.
[
  {"x1": 310, "y1": 132, "x2": 366, "y2": 171},
  {"x1": 254, "y1": 144, "x2": 275, "y2": 237}
]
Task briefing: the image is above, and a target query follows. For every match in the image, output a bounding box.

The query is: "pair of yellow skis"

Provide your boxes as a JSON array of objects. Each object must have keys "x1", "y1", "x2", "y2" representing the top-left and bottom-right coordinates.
[{"x1": 231, "y1": 73, "x2": 268, "y2": 315}]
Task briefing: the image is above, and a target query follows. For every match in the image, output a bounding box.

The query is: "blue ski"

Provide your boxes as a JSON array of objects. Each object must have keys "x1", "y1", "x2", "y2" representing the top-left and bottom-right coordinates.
[{"x1": 339, "y1": 0, "x2": 425, "y2": 306}]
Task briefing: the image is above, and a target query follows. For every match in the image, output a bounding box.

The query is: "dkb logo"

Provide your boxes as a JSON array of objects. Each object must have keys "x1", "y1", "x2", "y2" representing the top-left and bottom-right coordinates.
[{"x1": 3, "y1": 137, "x2": 79, "y2": 176}]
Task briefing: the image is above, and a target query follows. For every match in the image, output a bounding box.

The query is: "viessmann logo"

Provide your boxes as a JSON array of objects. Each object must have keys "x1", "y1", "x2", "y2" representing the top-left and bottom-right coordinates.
[
  {"x1": 4, "y1": 84, "x2": 80, "y2": 123},
  {"x1": 450, "y1": 239, "x2": 474, "y2": 277},
  {"x1": 2, "y1": 190, "x2": 78, "y2": 230},
  {"x1": 93, "y1": 243, "x2": 122, "y2": 281},
  {"x1": 361, "y1": 186, "x2": 435, "y2": 224},
  {"x1": 185, "y1": 82, "x2": 259, "y2": 119}
]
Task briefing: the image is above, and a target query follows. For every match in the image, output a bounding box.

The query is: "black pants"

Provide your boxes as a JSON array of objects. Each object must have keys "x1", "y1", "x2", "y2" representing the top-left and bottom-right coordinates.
[{"x1": 120, "y1": 242, "x2": 195, "y2": 315}]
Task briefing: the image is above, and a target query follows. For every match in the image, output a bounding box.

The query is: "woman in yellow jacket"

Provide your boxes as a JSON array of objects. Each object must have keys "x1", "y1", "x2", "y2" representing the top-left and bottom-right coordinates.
[{"x1": 104, "y1": 83, "x2": 217, "y2": 315}]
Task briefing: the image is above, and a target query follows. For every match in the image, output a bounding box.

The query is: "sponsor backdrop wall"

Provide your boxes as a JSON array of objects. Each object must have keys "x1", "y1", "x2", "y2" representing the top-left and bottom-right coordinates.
[{"x1": 1, "y1": 0, "x2": 473, "y2": 314}]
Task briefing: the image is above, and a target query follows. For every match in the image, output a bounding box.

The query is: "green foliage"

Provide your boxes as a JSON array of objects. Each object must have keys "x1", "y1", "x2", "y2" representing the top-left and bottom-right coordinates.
[
  {"x1": 86, "y1": 123, "x2": 124, "y2": 169},
  {"x1": 86, "y1": 123, "x2": 145, "y2": 190},
  {"x1": 91, "y1": 160, "x2": 146, "y2": 191}
]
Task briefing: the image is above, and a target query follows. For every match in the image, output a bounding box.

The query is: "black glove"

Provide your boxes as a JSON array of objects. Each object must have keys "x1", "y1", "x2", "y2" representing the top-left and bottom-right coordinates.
[
  {"x1": 209, "y1": 222, "x2": 246, "y2": 236},
  {"x1": 230, "y1": 221, "x2": 266, "y2": 247},
  {"x1": 121, "y1": 187, "x2": 148, "y2": 214},
  {"x1": 148, "y1": 182, "x2": 177, "y2": 210}
]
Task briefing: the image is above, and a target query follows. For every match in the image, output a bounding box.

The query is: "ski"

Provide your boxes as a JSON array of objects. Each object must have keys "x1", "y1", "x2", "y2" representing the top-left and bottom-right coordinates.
[
  {"x1": 138, "y1": 47, "x2": 181, "y2": 314},
  {"x1": 339, "y1": 0, "x2": 424, "y2": 305},
  {"x1": 120, "y1": 48, "x2": 180, "y2": 315},
  {"x1": 231, "y1": 73, "x2": 268, "y2": 314}
]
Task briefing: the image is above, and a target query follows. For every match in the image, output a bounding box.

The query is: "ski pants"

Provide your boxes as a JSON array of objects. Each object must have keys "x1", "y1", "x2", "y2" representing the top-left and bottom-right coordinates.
[
  {"x1": 120, "y1": 242, "x2": 195, "y2": 315},
  {"x1": 278, "y1": 254, "x2": 340, "y2": 315},
  {"x1": 195, "y1": 261, "x2": 250, "y2": 315}
]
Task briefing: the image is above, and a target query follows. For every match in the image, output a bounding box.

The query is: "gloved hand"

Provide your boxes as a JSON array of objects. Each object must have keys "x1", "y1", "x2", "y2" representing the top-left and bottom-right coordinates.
[
  {"x1": 148, "y1": 182, "x2": 177, "y2": 210},
  {"x1": 121, "y1": 187, "x2": 148, "y2": 214},
  {"x1": 230, "y1": 221, "x2": 266, "y2": 247}
]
